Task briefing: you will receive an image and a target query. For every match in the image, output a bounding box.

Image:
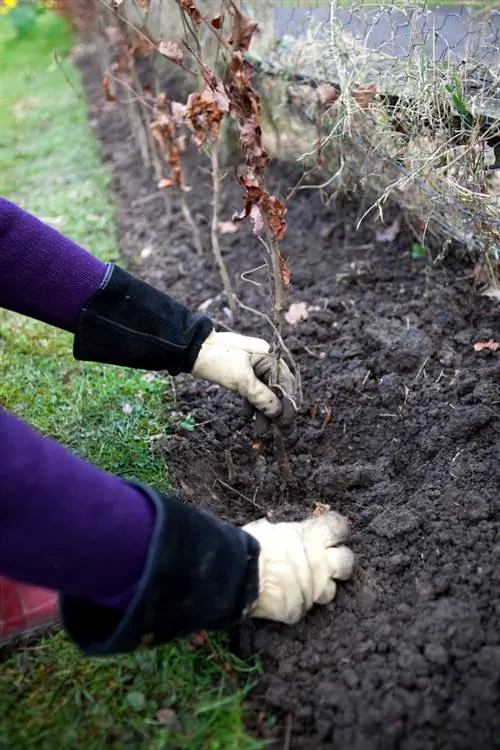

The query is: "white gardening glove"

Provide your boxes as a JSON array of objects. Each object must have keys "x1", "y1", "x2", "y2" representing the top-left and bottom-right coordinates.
[
  {"x1": 191, "y1": 331, "x2": 297, "y2": 434},
  {"x1": 242, "y1": 512, "x2": 355, "y2": 625}
]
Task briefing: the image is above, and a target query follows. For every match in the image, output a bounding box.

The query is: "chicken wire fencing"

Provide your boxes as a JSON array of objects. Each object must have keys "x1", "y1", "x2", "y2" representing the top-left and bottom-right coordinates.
[
  {"x1": 96, "y1": 0, "x2": 500, "y2": 282},
  {"x1": 240, "y1": 2, "x2": 500, "y2": 272}
]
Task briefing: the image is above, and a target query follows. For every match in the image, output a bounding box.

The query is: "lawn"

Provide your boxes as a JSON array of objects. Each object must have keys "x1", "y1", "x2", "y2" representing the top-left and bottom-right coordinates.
[{"x1": 0, "y1": 10, "x2": 261, "y2": 749}]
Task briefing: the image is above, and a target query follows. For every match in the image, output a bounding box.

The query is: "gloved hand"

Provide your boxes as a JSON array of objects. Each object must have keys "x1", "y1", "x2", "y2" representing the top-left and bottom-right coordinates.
[
  {"x1": 242, "y1": 511, "x2": 354, "y2": 625},
  {"x1": 191, "y1": 331, "x2": 297, "y2": 434}
]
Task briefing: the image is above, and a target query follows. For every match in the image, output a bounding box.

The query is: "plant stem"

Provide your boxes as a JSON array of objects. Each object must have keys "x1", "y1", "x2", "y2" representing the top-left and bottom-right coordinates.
[
  {"x1": 210, "y1": 144, "x2": 237, "y2": 321},
  {"x1": 180, "y1": 192, "x2": 204, "y2": 255}
]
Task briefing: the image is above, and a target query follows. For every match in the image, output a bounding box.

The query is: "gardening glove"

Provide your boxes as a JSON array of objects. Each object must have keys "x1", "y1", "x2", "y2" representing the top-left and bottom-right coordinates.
[
  {"x1": 191, "y1": 330, "x2": 297, "y2": 435},
  {"x1": 242, "y1": 511, "x2": 355, "y2": 625}
]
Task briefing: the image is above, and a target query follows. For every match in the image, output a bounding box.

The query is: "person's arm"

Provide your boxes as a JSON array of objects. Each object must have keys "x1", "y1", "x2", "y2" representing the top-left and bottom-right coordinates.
[
  {"x1": 0, "y1": 198, "x2": 295, "y2": 430},
  {"x1": 0, "y1": 407, "x2": 354, "y2": 656},
  {"x1": 0, "y1": 407, "x2": 261, "y2": 651},
  {"x1": 0, "y1": 197, "x2": 108, "y2": 332}
]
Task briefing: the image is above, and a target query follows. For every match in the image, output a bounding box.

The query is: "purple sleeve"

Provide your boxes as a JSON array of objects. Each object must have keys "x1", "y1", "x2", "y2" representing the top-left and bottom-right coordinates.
[
  {"x1": 0, "y1": 197, "x2": 108, "y2": 333},
  {"x1": 0, "y1": 407, "x2": 156, "y2": 610}
]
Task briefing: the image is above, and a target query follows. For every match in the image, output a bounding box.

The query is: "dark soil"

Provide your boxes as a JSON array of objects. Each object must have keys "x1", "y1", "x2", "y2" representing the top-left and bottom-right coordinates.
[{"x1": 78, "y1": 44, "x2": 500, "y2": 750}]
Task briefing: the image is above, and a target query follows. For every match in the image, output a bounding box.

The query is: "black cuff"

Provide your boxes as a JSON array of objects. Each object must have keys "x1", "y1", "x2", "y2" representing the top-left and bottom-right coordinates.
[
  {"x1": 59, "y1": 482, "x2": 260, "y2": 656},
  {"x1": 73, "y1": 263, "x2": 213, "y2": 375}
]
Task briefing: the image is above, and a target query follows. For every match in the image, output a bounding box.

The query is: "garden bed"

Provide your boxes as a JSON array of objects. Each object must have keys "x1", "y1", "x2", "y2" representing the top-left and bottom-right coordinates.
[{"x1": 78, "y1": 42, "x2": 499, "y2": 750}]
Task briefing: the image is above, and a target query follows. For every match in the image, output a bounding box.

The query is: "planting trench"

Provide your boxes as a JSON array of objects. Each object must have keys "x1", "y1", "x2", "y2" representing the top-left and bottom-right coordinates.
[{"x1": 79, "y1": 47, "x2": 499, "y2": 750}]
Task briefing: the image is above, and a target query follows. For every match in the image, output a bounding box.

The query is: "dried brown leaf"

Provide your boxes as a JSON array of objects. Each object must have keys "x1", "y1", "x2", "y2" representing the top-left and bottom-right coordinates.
[
  {"x1": 473, "y1": 339, "x2": 499, "y2": 352},
  {"x1": 102, "y1": 73, "x2": 115, "y2": 102},
  {"x1": 211, "y1": 14, "x2": 223, "y2": 29},
  {"x1": 228, "y1": 5, "x2": 257, "y2": 52},
  {"x1": 218, "y1": 220, "x2": 239, "y2": 234},
  {"x1": 316, "y1": 83, "x2": 339, "y2": 107},
  {"x1": 179, "y1": 0, "x2": 201, "y2": 25},
  {"x1": 129, "y1": 36, "x2": 153, "y2": 57},
  {"x1": 250, "y1": 203, "x2": 264, "y2": 235},
  {"x1": 279, "y1": 253, "x2": 291, "y2": 287},
  {"x1": 170, "y1": 100, "x2": 187, "y2": 124},
  {"x1": 210, "y1": 82, "x2": 230, "y2": 113},
  {"x1": 261, "y1": 193, "x2": 287, "y2": 239},
  {"x1": 184, "y1": 86, "x2": 228, "y2": 146},
  {"x1": 353, "y1": 83, "x2": 377, "y2": 109},
  {"x1": 239, "y1": 117, "x2": 258, "y2": 147},
  {"x1": 158, "y1": 40, "x2": 183, "y2": 64},
  {"x1": 284, "y1": 301, "x2": 309, "y2": 325}
]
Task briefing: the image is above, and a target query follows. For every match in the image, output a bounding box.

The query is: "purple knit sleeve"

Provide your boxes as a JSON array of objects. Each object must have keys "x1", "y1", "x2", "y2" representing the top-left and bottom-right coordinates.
[
  {"x1": 0, "y1": 407, "x2": 156, "y2": 611},
  {"x1": 0, "y1": 198, "x2": 108, "y2": 333}
]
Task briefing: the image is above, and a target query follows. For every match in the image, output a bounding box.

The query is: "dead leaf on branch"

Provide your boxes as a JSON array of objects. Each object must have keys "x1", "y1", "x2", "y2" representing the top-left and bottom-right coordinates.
[
  {"x1": 261, "y1": 193, "x2": 287, "y2": 239},
  {"x1": 218, "y1": 220, "x2": 239, "y2": 234},
  {"x1": 184, "y1": 88, "x2": 227, "y2": 146},
  {"x1": 226, "y1": 53, "x2": 260, "y2": 124},
  {"x1": 239, "y1": 117, "x2": 269, "y2": 171},
  {"x1": 102, "y1": 73, "x2": 115, "y2": 102},
  {"x1": 211, "y1": 14, "x2": 223, "y2": 29},
  {"x1": 353, "y1": 83, "x2": 377, "y2": 109},
  {"x1": 128, "y1": 36, "x2": 153, "y2": 58},
  {"x1": 170, "y1": 101, "x2": 187, "y2": 124},
  {"x1": 473, "y1": 339, "x2": 499, "y2": 352},
  {"x1": 158, "y1": 40, "x2": 183, "y2": 64},
  {"x1": 178, "y1": 0, "x2": 201, "y2": 25},
  {"x1": 249, "y1": 203, "x2": 264, "y2": 235},
  {"x1": 239, "y1": 117, "x2": 259, "y2": 148},
  {"x1": 233, "y1": 176, "x2": 287, "y2": 240},
  {"x1": 285, "y1": 301, "x2": 309, "y2": 325},
  {"x1": 279, "y1": 253, "x2": 291, "y2": 287},
  {"x1": 151, "y1": 98, "x2": 187, "y2": 189},
  {"x1": 151, "y1": 115, "x2": 177, "y2": 151},
  {"x1": 207, "y1": 79, "x2": 231, "y2": 113},
  {"x1": 227, "y1": 4, "x2": 258, "y2": 52},
  {"x1": 316, "y1": 83, "x2": 340, "y2": 108}
]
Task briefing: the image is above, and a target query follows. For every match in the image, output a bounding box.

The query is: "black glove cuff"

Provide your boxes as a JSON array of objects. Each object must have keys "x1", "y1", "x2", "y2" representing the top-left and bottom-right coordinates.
[
  {"x1": 73, "y1": 263, "x2": 213, "y2": 375},
  {"x1": 59, "y1": 482, "x2": 260, "y2": 656}
]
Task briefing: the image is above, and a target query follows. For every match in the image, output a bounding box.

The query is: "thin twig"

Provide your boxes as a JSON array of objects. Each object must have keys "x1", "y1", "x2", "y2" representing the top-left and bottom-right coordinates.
[
  {"x1": 210, "y1": 144, "x2": 237, "y2": 320},
  {"x1": 180, "y1": 192, "x2": 204, "y2": 256},
  {"x1": 98, "y1": 0, "x2": 197, "y2": 78},
  {"x1": 284, "y1": 713, "x2": 294, "y2": 750},
  {"x1": 215, "y1": 477, "x2": 263, "y2": 510},
  {"x1": 53, "y1": 51, "x2": 87, "y2": 103}
]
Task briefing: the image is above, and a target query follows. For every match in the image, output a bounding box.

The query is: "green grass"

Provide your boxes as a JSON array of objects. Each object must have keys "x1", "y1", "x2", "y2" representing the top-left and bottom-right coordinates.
[{"x1": 0, "y1": 11, "x2": 261, "y2": 749}]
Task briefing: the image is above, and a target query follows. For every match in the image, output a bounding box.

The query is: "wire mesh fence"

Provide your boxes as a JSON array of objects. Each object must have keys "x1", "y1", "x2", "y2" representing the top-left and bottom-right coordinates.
[
  {"x1": 234, "y1": 2, "x2": 500, "y2": 273},
  {"x1": 83, "y1": 0, "x2": 500, "y2": 288}
]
